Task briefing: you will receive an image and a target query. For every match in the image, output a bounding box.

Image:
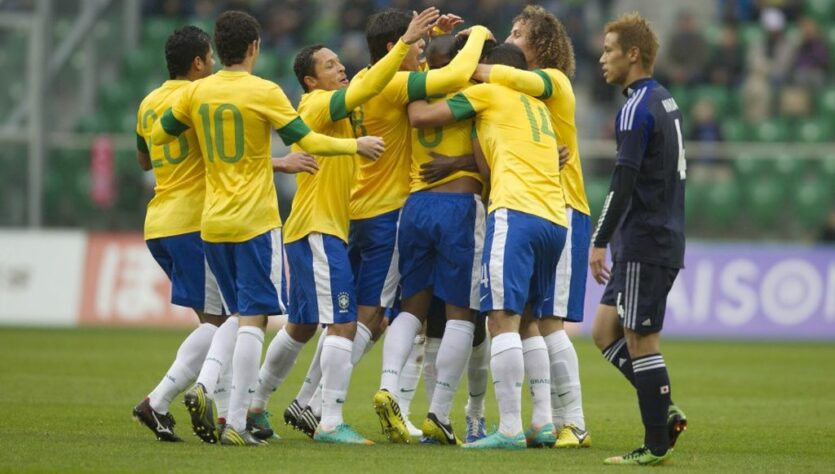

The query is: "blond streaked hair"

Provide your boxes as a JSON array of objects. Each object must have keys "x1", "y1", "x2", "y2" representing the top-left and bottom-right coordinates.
[
  {"x1": 514, "y1": 5, "x2": 575, "y2": 78},
  {"x1": 604, "y1": 12, "x2": 659, "y2": 70}
]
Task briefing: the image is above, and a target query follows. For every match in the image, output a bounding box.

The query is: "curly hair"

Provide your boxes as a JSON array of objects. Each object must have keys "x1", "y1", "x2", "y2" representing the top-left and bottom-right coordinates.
[
  {"x1": 604, "y1": 12, "x2": 659, "y2": 71},
  {"x1": 514, "y1": 5, "x2": 575, "y2": 78},
  {"x1": 214, "y1": 10, "x2": 260, "y2": 67},
  {"x1": 164, "y1": 26, "x2": 211, "y2": 79}
]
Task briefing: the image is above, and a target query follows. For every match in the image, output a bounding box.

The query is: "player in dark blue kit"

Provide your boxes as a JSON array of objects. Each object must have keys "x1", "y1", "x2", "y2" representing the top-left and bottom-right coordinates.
[{"x1": 590, "y1": 12, "x2": 688, "y2": 466}]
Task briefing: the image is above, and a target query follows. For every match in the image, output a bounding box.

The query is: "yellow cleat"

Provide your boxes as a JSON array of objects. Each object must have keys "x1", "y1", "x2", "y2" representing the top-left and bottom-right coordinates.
[
  {"x1": 372, "y1": 390, "x2": 411, "y2": 444},
  {"x1": 555, "y1": 423, "x2": 592, "y2": 448},
  {"x1": 421, "y1": 412, "x2": 462, "y2": 445}
]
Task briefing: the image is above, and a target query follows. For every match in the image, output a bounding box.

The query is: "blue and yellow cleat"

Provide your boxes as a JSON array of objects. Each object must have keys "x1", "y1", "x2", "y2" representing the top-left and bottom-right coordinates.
[
  {"x1": 555, "y1": 423, "x2": 592, "y2": 448},
  {"x1": 314, "y1": 424, "x2": 374, "y2": 445},
  {"x1": 247, "y1": 410, "x2": 281, "y2": 441},
  {"x1": 422, "y1": 413, "x2": 462, "y2": 445},
  {"x1": 372, "y1": 390, "x2": 411, "y2": 444},
  {"x1": 668, "y1": 404, "x2": 688, "y2": 448},
  {"x1": 525, "y1": 423, "x2": 557, "y2": 448},
  {"x1": 603, "y1": 446, "x2": 672, "y2": 466},
  {"x1": 462, "y1": 431, "x2": 526, "y2": 450},
  {"x1": 183, "y1": 383, "x2": 217, "y2": 444},
  {"x1": 465, "y1": 416, "x2": 487, "y2": 443}
]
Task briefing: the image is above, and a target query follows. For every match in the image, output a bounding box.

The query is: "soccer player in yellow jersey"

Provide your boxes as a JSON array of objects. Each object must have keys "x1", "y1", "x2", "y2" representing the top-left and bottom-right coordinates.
[
  {"x1": 471, "y1": 5, "x2": 592, "y2": 448},
  {"x1": 408, "y1": 43, "x2": 568, "y2": 450},
  {"x1": 242, "y1": 8, "x2": 441, "y2": 445},
  {"x1": 131, "y1": 25, "x2": 221, "y2": 444},
  {"x1": 151, "y1": 10, "x2": 384, "y2": 447},
  {"x1": 354, "y1": 9, "x2": 491, "y2": 445}
]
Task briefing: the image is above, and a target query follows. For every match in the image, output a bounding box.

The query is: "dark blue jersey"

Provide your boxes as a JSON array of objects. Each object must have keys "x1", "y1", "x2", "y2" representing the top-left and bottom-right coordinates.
[{"x1": 611, "y1": 78, "x2": 686, "y2": 268}]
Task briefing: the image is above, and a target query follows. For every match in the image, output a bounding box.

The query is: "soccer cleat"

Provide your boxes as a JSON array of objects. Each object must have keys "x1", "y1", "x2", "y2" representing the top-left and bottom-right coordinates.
[
  {"x1": 555, "y1": 423, "x2": 592, "y2": 448},
  {"x1": 404, "y1": 417, "x2": 422, "y2": 437},
  {"x1": 314, "y1": 424, "x2": 375, "y2": 445},
  {"x1": 283, "y1": 399, "x2": 304, "y2": 430},
  {"x1": 462, "y1": 431, "x2": 526, "y2": 450},
  {"x1": 465, "y1": 416, "x2": 487, "y2": 443},
  {"x1": 603, "y1": 446, "x2": 671, "y2": 465},
  {"x1": 183, "y1": 383, "x2": 218, "y2": 444},
  {"x1": 132, "y1": 398, "x2": 182, "y2": 442},
  {"x1": 296, "y1": 406, "x2": 320, "y2": 439},
  {"x1": 372, "y1": 390, "x2": 411, "y2": 444},
  {"x1": 220, "y1": 425, "x2": 267, "y2": 446},
  {"x1": 421, "y1": 412, "x2": 462, "y2": 446},
  {"x1": 667, "y1": 404, "x2": 688, "y2": 448},
  {"x1": 247, "y1": 410, "x2": 280, "y2": 440},
  {"x1": 525, "y1": 423, "x2": 557, "y2": 448}
]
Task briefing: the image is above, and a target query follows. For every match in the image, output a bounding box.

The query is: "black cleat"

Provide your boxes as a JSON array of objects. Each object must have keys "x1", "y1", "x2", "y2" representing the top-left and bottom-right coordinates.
[
  {"x1": 132, "y1": 398, "x2": 182, "y2": 442},
  {"x1": 283, "y1": 399, "x2": 304, "y2": 430},
  {"x1": 297, "y1": 406, "x2": 320, "y2": 439},
  {"x1": 668, "y1": 404, "x2": 688, "y2": 448}
]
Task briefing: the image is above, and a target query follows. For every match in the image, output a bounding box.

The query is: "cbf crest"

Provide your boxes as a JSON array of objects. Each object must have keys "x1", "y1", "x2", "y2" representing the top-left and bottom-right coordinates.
[{"x1": 337, "y1": 292, "x2": 350, "y2": 313}]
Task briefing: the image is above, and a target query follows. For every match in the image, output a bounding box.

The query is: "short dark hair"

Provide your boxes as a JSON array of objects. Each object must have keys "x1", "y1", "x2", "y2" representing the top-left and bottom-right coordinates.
[
  {"x1": 427, "y1": 35, "x2": 497, "y2": 69},
  {"x1": 294, "y1": 44, "x2": 326, "y2": 92},
  {"x1": 366, "y1": 9, "x2": 411, "y2": 64},
  {"x1": 483, "y1": 43, "x2": 528, "y2": 70},
  {"x1": 165, "y1": 26, "x2": 211, "y2": 79},
  {"x1": 214, "y1": 10, "x2": 260, "y2": 67}
]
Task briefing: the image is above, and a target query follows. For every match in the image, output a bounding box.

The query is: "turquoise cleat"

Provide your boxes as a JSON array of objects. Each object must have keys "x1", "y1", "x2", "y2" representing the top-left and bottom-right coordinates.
[
  {"x1": 525, "y1": 423, "x2": 557, "y2": 448},
  {"x1": 462, "y1": 431, "x2": 526, "y2": 450},
  {"x1": 313, "y1": 424, "x2": 374, "y2": 445}
]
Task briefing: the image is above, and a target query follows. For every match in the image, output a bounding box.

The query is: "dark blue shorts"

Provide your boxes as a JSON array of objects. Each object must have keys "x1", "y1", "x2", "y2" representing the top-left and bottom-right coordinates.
[
  {"x1": 601, "y1": 261, "x2": 679, "y2": 334},
  {"x1": 147, "y1": 231, "x2": 224, "y2": 314},
  {"x1": 349, "y1": 209, "x2": 400, "y2": 308}
]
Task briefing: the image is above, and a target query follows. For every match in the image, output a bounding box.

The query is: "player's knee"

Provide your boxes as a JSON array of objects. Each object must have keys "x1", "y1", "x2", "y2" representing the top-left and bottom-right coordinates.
[{"x1": 285, "y1": 322, "x2": 317, "y2": 343}]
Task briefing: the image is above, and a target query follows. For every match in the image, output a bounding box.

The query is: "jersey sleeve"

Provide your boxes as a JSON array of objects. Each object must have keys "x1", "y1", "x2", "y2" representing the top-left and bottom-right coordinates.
[
  {"x1": 615, "y1": 106, "x2": 654, "y2": 170},
  {"x1": 338, "y1": 39, "x2": 411, "y2": 118},
  {"x1": 446, "y1": 83, "x2": 492, "y2": 121},
  {"x1": 488, "y1": 65, "x2": 548, "y2": 98},
  {"x1": 151, "y1": 87, "x2": 193, "y2": 145},
  {"x1": 301, "y1": 90, "x2": 337, "y2": 131}
]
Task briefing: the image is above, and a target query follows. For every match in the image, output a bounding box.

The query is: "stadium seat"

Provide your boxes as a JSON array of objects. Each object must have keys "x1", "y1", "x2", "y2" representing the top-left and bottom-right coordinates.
[
  {"x1": 740, "y1": 24, "x2": 764, "y2": 50},
  {"x1": 75, "y1": 114, "x2": 108, "y2": 134},
  {"x1": 807, "y1": 0, "x2": 835, "y2": 19},
  {"x1": 721, "y1": 117, "x2": 748, "y2": 142},
  {"x1": 253, "y1": 54, "x2": 280, "y2": 81},
  {"x1": 143, "y1": 17, "x2": 180, "y2": 49},
  {"x1": 694, "y1": 85, "x2": 733, "y2": 115},
  {"x1": 703, "y1": 179, "x2": 741, "y2": 226},
  {"x1": 816, "y1": 85, "x2": 835, "y2": 119},
  {"x1": 793, "y1": 177, "x2": 831, "y2": 227},
  {"x1": 752, "y1": 118, "x2": 789, "y2": 142},
  {"x1": 732, "y1": 152, "x2": 771, "y2": 181},
  {"x1": 773, "y1": 152, "x2": 805, "y2": 182},
  {"x1": 668, "y1": 86, "x2": 691, "y2": 116},
  {"x1": 745, "y1": 177, "x2": 786, "y2": 227},
  {"x1": 584, "y1": 177, "x2": 610, "y2": 221},
  {"x1": 795, "y1": 118, "x2": 832, "y2": 143},
  {"x1": 123, "y1": 48, "x2": 157, "y2": 78}
]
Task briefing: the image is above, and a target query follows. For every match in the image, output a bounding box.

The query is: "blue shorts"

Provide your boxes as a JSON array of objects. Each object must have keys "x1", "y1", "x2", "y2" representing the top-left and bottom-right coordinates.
[
  {"x1": 481, "y1": 208, "x2": 567, "y2": 317},
  {"x1": 286, "y1": 233, "x2": 356, "y2": 325},
  {"x1": 203, "y1": 228, "x2": 287, "y2": 316},
  {"x1": 398, "y1": 192, "x2": 485, "y2": 310},
  {"x1": 601, "y1": 261, "x2": 679, "y2": 334},
  {"x1": 549, "y1": 207, "x2": 591, "y2": 322},
  {"x1": 349, "y1": 209, "x2": 400, "y2": 308},
  {"x1": 147, "y1": 232, "x2": 224, "y2": 314}
]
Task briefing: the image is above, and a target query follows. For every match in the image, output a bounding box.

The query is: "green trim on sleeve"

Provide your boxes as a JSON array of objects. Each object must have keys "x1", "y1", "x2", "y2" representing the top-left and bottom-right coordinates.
[
  {"x1": 277, "y1": 116, "x2": 312, "y2": 145},
  {"x1": 470, "y1": 122, "x2": 477, "y2": 139},
  {"x1": 533, "y1": 69, "x2": 553, "y2": 100},
  {"x1": 160, "y1": 108, "x2": 189, "y2": 136},
  {"x1": 407, "y1": 71, "x2": 429, "y2": 102},
  {"x1": 136, "y1": 133, "x2": 149, "y2": 154},
  {"x1": 329, "y1": 88, "x2": 349, "y2": 121},
  {"x1": 447, "y1": 93, "x2": 476, "y2": 121}
]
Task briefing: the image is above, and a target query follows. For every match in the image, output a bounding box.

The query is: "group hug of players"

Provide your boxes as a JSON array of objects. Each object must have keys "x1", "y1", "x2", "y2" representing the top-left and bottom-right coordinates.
[{"x1": 131, "y1": 3, "x2": 688, "y2": 466}]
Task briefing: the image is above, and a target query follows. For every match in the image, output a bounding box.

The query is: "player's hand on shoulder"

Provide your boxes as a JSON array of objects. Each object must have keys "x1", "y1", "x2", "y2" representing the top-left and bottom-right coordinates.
[
  {"x1": 272, "y1": 152, "x2": 319, "y2": 175},
  {"x1": 402, "y1": 7, "x2": 440, "y2": 44},
  {"x1": 457, "y1": 25, "x2": 495, "y2": 42},
  {"x1": 472, "y1": 64, "x2": 491, "y2": 83},
  {"x1": 432, "y1": 13, "x2": 464, "y2": 36},
  {"x1": 357, "y1": 136, "x2": 386, "y2": 161},
  {"x1": 589, "y1": 246, "x2": 611, "y2": 285},
  {"x1": 558, "y1": 145, "x2": 571, "y2": 169}
]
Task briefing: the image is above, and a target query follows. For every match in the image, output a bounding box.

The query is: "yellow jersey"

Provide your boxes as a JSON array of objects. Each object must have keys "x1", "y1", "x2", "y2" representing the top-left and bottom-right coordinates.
[
  {"x1": 488, "y1": 65, "x2": 589, "y2": 215},
  {"x1": 409, "y1": 88, "x2": 483, "y2": 192},
  {"x1": 349, "y1": 25, "x2": 491, "y2": 220},
  {"x1": 448, "y1": 83, "x2": 567, "y2": 227},
  {"x1": 136, "y1": 80, "x2": 204, "y2": 240},
  {"x1": 284, "y1": 39, "x2": 412, "y2": 244},
  {"x1": 154, "y1": 70, "x2": 357, "y2": 243}
]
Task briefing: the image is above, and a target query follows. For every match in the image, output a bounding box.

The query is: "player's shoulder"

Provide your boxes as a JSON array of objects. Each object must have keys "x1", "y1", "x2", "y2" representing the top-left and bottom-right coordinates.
[{"x1": 298, "y1": 88, "x2": 334, "y2": 111}]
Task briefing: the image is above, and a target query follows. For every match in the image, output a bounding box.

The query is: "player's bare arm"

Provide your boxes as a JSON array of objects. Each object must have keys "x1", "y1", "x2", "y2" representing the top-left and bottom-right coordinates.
[
  {"x1": 401, "y1": 7, "x2": 441, "y2": 44},
  {"x1": 272, "y1": 152, "x2": 319, "y2": 175},
  {"x1": 558, "y1": 144, "x2": 570, "y2": 169},
  {"x1": 419, "y1": 151, "x2": 476, "y2": 183},
  {"x1": 356, "y1": 136, "x2": 386, "y2": 160},
  {"x1": 407, "y1": 99, "x2": 456, "y2": 128},
  {"x1": 136, "y1": 150, "x2": 152, "y2": 171}
]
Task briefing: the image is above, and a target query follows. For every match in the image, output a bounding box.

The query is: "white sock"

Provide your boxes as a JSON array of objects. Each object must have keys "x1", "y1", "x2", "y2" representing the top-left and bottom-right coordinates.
[
  {"x1": 423, "y1": 337, "x2": 441, "y2": 403},
  {"x1": 296, "y1": 327, "x2": 327, "y2": 406},
  {"x1": 544, "y1": 330, "x2": 585, "y2": 430},
  {"x1": 465, "y1": 337, "x2": 490, "y2": 419},
  {"x1": 491, "y1": 332, "x2": 524, "y2": 436},
  {"x1": 398, "y1": 335, "x2": 424, "y2": 417},
  {"x1": 351, "y1": 322, "x2": 373, "y2": 365},
  {"x1": 250, "y1": 328, "x2": 305, "y2": 411},
  {"x1": 195, "y1": 317, "x2": 238, "y2": 394},
  {"x1": 309, "y1": 385, "x2": 323, "y2": 418},
  {"x1": 214, "y1": 360, "x2": 232, "y2": 421},
  {"x1": 380, "y1": 312, "x2": 422, "y2": 393},
  {"x1": 523, "y1": 336, "x2": 552, "y2": 428},
  {"x1": 149, "y1": 323, "x2": 216, "y2": 413},
  {"x1": 429, "y1": 320, "x2": 475, "y2": 424},
  {"x1": 227, "y1": 326, "x2": 264, "y2": 432},
  {"x1": 320, "y1": 335, "x2": 354, "y2": 429}
]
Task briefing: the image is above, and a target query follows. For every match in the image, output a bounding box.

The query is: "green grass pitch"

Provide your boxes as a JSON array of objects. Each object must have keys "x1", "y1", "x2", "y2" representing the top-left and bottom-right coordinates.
[{"x1": 0, "y1": 327, "x2": 833, "y2": 472}]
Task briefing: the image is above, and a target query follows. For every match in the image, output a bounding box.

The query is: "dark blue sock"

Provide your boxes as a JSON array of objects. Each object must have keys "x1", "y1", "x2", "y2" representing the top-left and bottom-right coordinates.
[
  {"x1": 632, "y1": 353, "x2": 672, "y2": 456},
  {"x1": 602, "y1": 337, "x2": 636, "y2": 388}
]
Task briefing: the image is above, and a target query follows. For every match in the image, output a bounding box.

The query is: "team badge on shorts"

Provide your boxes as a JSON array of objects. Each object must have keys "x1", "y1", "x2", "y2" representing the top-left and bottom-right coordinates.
[{"x1": 338, "y1": 292, "x2": 351, "y2": 314}]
